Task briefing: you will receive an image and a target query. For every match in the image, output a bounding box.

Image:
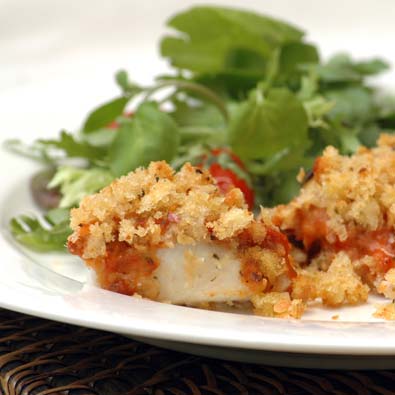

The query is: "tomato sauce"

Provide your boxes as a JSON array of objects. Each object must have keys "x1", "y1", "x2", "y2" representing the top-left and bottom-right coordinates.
[
  {"x1": 292, "y1": 207, "x2": 395, "y2": 274},
  {"x1": 69, "y1": 230, "x2": 160, "y2": 296},
  {"x1": 265, "y1": 227, "x2": 296, "y2": 278},
  {"x1": 333, "y1": 229, "x2": 395, "y2": 273},
  {"x1": 293, "y1": 207, "x2": 328, "y2": 250},
  {"x1": 96, "y1": 241, "x2": 159, "y2": 295}
]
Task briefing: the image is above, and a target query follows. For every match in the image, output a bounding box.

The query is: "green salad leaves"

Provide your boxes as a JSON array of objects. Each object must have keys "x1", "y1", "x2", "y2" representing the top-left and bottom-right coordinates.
[
  {"x1": 10, "y1": 208, "x2": 71, "y2": 252},
  {"x1": 5, "y1": 5, "x2": 395, "y2": 252},
  {"x1": 229, "y1": 87, "x2": 309, "y2": 163},
  {"x1": 109, "y1": 102, "x2": 180, "y2": 176},
  {"x1": 161, "y1": 6, "x2": 303, "y2": 75}
]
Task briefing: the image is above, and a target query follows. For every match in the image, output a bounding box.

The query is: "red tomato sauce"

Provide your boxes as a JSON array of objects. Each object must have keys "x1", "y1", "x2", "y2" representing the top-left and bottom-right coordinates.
[
  {"x1": 333, "y1": 229, "x2": 395, "y2": 273},
  {"x1": 292, "y1": 206, "x2": 395, "y2": 274},
  {"x1": 97, "y1": 241, "x2": 159, "y2": 295}
]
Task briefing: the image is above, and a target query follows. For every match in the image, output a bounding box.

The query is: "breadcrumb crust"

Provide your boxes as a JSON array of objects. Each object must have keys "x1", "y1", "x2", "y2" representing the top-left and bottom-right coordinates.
[
  {"x1": 275, "y1": 134, "x2": 395, "y2": 312},
  {"x1": 276, "y1": 134, "x2": 395, "y2": 242},
  {"x1": 69, "y1": 161, "x2": 253, "y2": 258},
  {"x1": 67, "y1": 134, "x2": 395, "y2": 320},
  {"x1": 68, "y1": 162, "x2": 299, "y2": 316}
]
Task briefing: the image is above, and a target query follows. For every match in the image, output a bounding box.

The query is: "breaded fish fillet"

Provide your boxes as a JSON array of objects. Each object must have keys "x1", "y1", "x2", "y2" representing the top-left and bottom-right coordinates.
[
  {"x1": 68, "y1": 161, "x2": 302, "y2": 317},
  {"x1": 274, "y1": 134, "x2": 395, "y2": 306}
]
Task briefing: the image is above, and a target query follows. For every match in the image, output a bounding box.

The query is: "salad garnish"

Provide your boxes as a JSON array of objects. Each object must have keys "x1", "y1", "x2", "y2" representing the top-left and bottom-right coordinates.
[{"x1": 5, "y1": 5, "x2": 394, "y2": 252}]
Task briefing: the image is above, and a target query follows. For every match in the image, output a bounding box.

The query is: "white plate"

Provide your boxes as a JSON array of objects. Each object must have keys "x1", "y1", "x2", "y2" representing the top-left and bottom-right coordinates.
[
  {"x1": 1, "y1": 0, "x2": 395, "y2": 369},
  {"x1": 1, "y1": 161, "x2": 395, "y2": 369}
]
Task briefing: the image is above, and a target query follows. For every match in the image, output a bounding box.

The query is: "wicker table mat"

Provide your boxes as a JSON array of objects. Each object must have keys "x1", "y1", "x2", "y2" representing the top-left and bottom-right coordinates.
[{"x1": 0, "y1": 309, "x2": 394, "y2": 395}]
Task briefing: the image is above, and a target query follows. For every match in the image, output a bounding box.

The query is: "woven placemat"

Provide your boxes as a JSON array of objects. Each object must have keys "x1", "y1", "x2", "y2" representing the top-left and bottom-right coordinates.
[{"x1": 0, "y1": 308, "x2": 393, "y2": 395}]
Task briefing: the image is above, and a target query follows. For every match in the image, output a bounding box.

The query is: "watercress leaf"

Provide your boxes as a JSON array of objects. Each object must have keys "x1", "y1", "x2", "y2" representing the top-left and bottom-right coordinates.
[
  {"x1": 48, "y1": 166, "x2": 114, "y2": 208},
  {"x1": 82, "y1": 96, "x2": 129, "y2": 133},
  {"x1": 376, "y1": 94, "x2": 395, "y2": 129},
  {"x1": 378, "y1": 113, "x2": 395, "y2": 130},
  {"x1": 171, "y1": 99, "x2": 225, "y2": 128},
  {"x1": 10, "y1": 215, "x2": 71, "y2": 252},
  {"x1": 325, "y1": 86, "x2": 376, "y2": 124},
  {"x1": 276, "y1": 42, "x2": 319, "y2": 84},
  {"x1": 353, "y1": 58, "x2": 390, "y2": 76},
  {"x1": 153, "y1": 78, "x2": 229, "y2": 121},
  {"x1": 302, "y1": 96, "x2": 335, "y2": 129},
  {"x1": 336, "y1": 124, "x2": 361, "y2": 154},
  {"x1": 80, "y1": 128, "x2": 117, "y2": 148},
  {"x1": 273, "y1": 170, "x2": 302, "y2": 204},
  {"x1": 171, "y1": 144, "x2": 208, "y2": 169},
  {"x1": 309, "y1": 53, "x2": 389, "y2": 84},
  {"x1": 358, "y1": 124, "x2": 381, "y2": 147},
  {"x1": 228, "y1": 88, "x2": 309, "y2": 161},
  {"x1": 317, "y1": 119, "x2": 362, "y2": 155},
  {"x1": 39, "y1": 131, "x2": 106, "y2": 161},
  {"x1": 309, "y1": 53, "x2": 361, "y2": 83},
  {"x1": 115, "y1": 70, "x2": 143, "y2": 96},
  {"x1": 194, "y1": 71, "x2": 262, "y2": 100},
  {"x1": 3, "y1": 139, "x2": 56, "y2": 164},
  {"x1": 45, "y1": 207, "x2": 71, "y2": 225},
  {"x1": 161, "y1": 6, "x2": 303, "y2": 74},
  {"x1": 109, "y1": 102, "x2": 180, "y2": 177},
  {"x1": 171, "y1": 98, "x2": 227, "y2": 145},
  {"x1": 253, "y1": 169, "x2": 305, "y2": 206},
  {"x1": 115, "y1": 70, "x2": 129, "y2": 90},
  {"x1": 5, "y1": 132, "x2": 106, "y2": 164}
]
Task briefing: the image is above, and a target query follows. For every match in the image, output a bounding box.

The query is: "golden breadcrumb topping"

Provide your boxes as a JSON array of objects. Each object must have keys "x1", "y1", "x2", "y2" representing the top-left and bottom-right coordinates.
[
  {"x1": 274, "y1": 134, "x2": 395, "y2": 307},
  {"x1": 292, "y1": 252, "x2": 369, "y2": 306},
  {"x1": 66, "y1": 136, "x2": 395, "y2": 319},
  {"x1": 276, "y1": 134, "x2": 395, "y2": 242},
  {"x1": 374, "y1": 302, "x2": 395, "y2": 320},
  {"x1": 69, "y1": 161, "x2": 251, "y2": 259},
  {"x1": 377, "y1": 269, "x2": 395, "y2": 299},
  {"x1": 68, "y1": 161, "x2": 297, "y2": 314}
]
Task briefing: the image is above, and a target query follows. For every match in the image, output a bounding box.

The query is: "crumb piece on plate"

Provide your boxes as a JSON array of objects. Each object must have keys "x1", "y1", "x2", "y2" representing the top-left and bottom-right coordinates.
[
  {"x1": 377, "y1": 269, "x2": 395, "y2": 299},
  {"x1": 373, "y1": 302, "x2": 395, "y2": 320},
  {"x1": 251, "y1": 292, "x2": 305, "y2": 319},
  {"x1": 292, "y1": 252, "x2": 369, "y2": 306}
]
